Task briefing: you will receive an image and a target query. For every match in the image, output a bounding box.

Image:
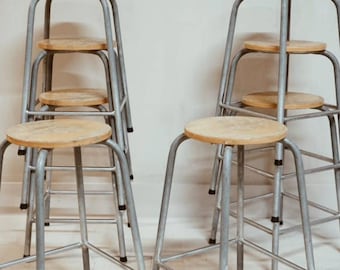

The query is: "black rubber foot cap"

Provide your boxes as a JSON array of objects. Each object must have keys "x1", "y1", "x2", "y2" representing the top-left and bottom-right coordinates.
[
  {"x1": 127, "y1": 222, "x2": 131, "y2": 228},
  {"x1": 127, "y1": 127, "x2": 134, "y2": 133},
  {"x1": 18, "y1": 149, "x2": 26, "y2": 156},
  {"x1": 20, "y1": 203, "x2": 28, "y2": 210},
  {"x1": 119, "y1": 205, "x2": 126, "y2": 211},
  {"x1": 45, "y1": 222, "x2": 50, "y2": 226},
  {"x1": 120, "y1": 256, "x2": 128, "y2": 262},
  {"x1": 23, "y1": 254, "x2": 29, "y2": 258},
  {"x1": 209, "y1": 238, "x2": 216, "y2": 244},
  {"x1": 130, "y1": 175, "x2": 134, "y2": 180},
  {"x1": 208, "y1": 189, "x2": 216, "y2": 195},
  {"x1": 280, "y1": 220, "x2": 284, "y2": 225}
]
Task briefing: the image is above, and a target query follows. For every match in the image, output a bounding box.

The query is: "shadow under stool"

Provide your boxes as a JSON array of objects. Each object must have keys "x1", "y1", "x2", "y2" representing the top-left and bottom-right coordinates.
[
  {"x1": 0, "y1": 119, "x2": 145, "y2": 270},
  {"x1": 152, "y1": 116, "x2": 315, "y2": 270}
]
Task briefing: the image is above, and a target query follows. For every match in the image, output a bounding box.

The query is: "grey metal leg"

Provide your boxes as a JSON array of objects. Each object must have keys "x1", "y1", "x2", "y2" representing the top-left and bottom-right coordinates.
[
  {"x1": 109, "y1": 0, "x2": 133, "y2": 133},
  {"x1": 23, "y1": 163, "x2": 35, "y2": 257},
  {"x1": 236, "y1": 146, "x2": 244, "y2": 270},
  {"x1": 215, "y1": 0, "x2": 244, "y2": 117},
  {"x1": 209, "y1": 144, "x2": 223, "y2": 195},
  {"x1": 24, "y1": 147, "x2": 38, "y2": 257},
  {"x1": 219, "y1": 145, "x2": 233, "y2": 270},
  {"x1": 284, "y1": 138, "x2": 315, "y2": 270},
  {"x1": 35, "y1": 149, "x2": 49, "y2": 270},
  {"x1": 152, "y1": 134, "x2": 188, "y2": 270},
  {"x1": 73, "y1": 147, "x2": 91, "y2": 270},
  {"x1": 104, "y1": 139, "x2": 146, "y2": 270},
  {"x1": 331, "y1": 0, "x2": 340, "y2": 42},
  {"x1": 209, "y1": 179, "x2": 222, "y2": 244},
  {"x1": 271, "y1": 1, "x2": 289, "y2": 269},
  {"x1": 19, "y1": 0, "x2": 41, "y2": 208},
  {"x1": 0, "y1": 140, "x2": 11, "y2": 189}
]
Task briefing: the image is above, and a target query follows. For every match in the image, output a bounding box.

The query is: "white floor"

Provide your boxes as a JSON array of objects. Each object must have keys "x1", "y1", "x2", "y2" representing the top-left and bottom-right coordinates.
[{"x1": 0, "y1": 182, "x2": 340, "y2": 270}]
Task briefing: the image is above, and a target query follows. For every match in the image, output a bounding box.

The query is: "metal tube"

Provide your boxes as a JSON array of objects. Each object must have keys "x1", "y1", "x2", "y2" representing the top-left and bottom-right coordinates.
[
  {"x1": 215, "y1": 0, "x2": 244, "y2": 116},
  {"x1": 109, "y1": 0, "x2": 134, "y2": 131},
  {"x1": 236, "y1": 146, "x2": 244, "y2": 270},
  {"x1": 284, "y1": 138, "x2": 315, "y2": 270},
  {"x1": 73, "y1": 147, "x2": 90, "y2": 270},
  {"x1": 219, "y1": 145, "x2": 233, "y2": 270},
  {"x1": 104, "y1": 139, "x2": 146, "y2": 270},
  {"x1": 35, "y1": 149, "x2": 49, "y2": 270},
  {"x1": 152, "y1": 134, "x2": 188, "y2": 270}
]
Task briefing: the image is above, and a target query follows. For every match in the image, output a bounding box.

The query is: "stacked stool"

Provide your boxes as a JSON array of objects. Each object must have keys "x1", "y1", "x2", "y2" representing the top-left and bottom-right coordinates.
[
  {"x1": 152, "y1": 116, "x2": 315, "y2": 269},
  {"x1": 20, "y1": 0, "x2": 133, "y2": 209},
  {"x1": 154, "y1": 0, "x2": 339, "y2": 269},
  {"x1": 0, "y1": 119, "x2": 145, "y2": 270},
  {"x1": 16, "y1": 0, "x2": 135, "y2": 265},
  {"x1": 208, "y1": 0, "x2": 340, "y2": 269}
]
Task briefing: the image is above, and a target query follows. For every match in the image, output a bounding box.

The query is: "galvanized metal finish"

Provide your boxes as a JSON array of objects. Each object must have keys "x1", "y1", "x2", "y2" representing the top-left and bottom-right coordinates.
[
  {"x1": 19, "y1": 0, "x2": 133, "y2": 215},
  {"x1": 152, "y1": 133, "x2": 315, "y2": 269},
  {"x1": 0, "y1": 138, "x2": 145, "y2": 270},
  {"x1": 208, "y1": 0, "x2": 340, "y2": 268},
  {"x1": 17, "y1": 0, "x2": 136, "y2": 264}
]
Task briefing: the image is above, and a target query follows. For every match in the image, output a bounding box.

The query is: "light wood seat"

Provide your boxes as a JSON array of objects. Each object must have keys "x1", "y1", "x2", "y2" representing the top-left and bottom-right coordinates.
[
  {"x1": 6, "y1": 119, "x2": 112, "y2": 149},
  {"x1": 241, "y1": 91, "x2": 324, "y2": 109},
  {"x1": 39, "y1": 88, "x2": 108, "y2": 107},
  {"x1": 244, "y1": 40, "x2": 327, "y2": 53},
  {"x1": 184, "y1": 116, "x2": 287, "y2": 145},
  {"x1": 37, "y1": 38, "x2": 113, "y2": 51}
]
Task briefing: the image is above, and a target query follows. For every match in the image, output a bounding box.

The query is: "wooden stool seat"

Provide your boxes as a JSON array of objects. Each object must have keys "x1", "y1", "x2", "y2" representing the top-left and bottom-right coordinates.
[
  {"x1": 39, "y1": 89, "x2": 108, "y2": 107},
  {"x1": 241, "y1": 91, "x2": 324, "y2": 109},
  {"x1": 244, "y1": 40, "x2": 327, "y2": 53},
  {"x1": 6, "y1": 119, "x2": 112, "y2": 149},
  {"x1": 184, "y1": 116, "x2": 287, "y2": 145},
  {"x1": 37, "y1": 38, "x2": 111, "y2": 51}
]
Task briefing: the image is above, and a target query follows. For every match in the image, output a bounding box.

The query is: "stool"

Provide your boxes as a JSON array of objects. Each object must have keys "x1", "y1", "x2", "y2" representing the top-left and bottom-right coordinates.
[
  {"x1": 20, "y1": 0, "x2": 133, "y2": 210},
  {"x1": 0, "y1": 119, "x2": 145, "y2": 270},
  {"x1": 152, "y1": 116, "x2": 315, "y2": 270},
  {"x1": 20, "y1": 38, "x2": 131, "y2": 261},
  {"x1": 210, "y1": 35, "x2": 340, "y2": 225},
  {"x1": 210, "y1": 2, "x2": 340, "y2": 268},
  {"x1": 212, "y1": 39, "x2": 340, "y2": 194}
]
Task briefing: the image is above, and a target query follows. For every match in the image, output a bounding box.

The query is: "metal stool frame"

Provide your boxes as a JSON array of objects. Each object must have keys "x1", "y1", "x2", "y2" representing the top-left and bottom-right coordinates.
[
  {"x1": 20, "y1": 0, "x2": 133, "y2": 210},
  {"x1": 209, "y1": 1, "x2": 340, "y2": 269},
  {"x1": 152, "y1": 134, "x2": 315, "y2": 270},
  {"x1": 20, "y1": 48, "x2": 131, "y2": 261},
  {"x1": 210, "y1": 47, "x2": 340, "y2": 222}
]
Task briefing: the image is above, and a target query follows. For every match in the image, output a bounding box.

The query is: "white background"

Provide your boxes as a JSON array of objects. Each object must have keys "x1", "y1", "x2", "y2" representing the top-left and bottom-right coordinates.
[{"x1": 0, "y1": 0, "x2": 339, "y2": 230}]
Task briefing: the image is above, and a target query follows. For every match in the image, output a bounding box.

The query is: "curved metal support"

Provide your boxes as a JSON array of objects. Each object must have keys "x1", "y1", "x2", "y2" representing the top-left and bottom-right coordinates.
[
  {"x1": 283, "y1": 138, "x2": 315, "y2": 270},
  {"x1": 152, "y1": 133, "x2": 189, "y2": 270},
  {"x1": 109, "y1": 0, "x2": 134, "y2": 132},
  {"x1": 0, "y1": 140, "x2": 12, "y2": 189},
  {"x1": 21, "y1": 0, "x2": 41, "y2": 125},
  {"x1": 35, "y1": 149, "x2": 49, "y2": 270},
  {"x1": 103, "y1": 139, "x2": 146, "y2": 270},
  {"x1": 215, "y1": 0, "x2": 244, "y2": 116}
]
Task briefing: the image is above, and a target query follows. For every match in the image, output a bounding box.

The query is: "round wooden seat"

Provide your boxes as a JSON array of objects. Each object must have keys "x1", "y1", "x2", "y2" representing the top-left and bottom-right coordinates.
[
  {"x1": 6, "y1": 119, "x2": 112, "y2": 149},
  {"x1": 37, "y1": 38, "x2": 111, "y2": 51},
  {"x1": 184, "y1": 116, "x2": 287, "y2": 145},
  {"x1": 244, "y1": 40, "x2": 327, "y2": 53},
  {"x1": 39, "y1": 89, "x2": 108, "y2": 107},
  {"x1": 241, "y1": 91, "x2": 324, "y2": 109}
]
